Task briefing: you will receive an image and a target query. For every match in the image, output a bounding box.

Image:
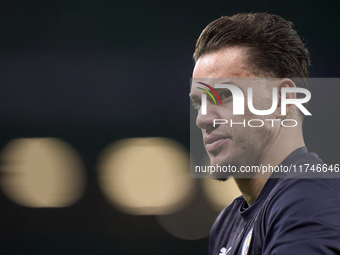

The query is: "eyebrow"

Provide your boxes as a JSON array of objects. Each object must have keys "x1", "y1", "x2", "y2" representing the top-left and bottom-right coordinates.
[{"x1": 189, "y1": 80, "x2": 236, "y2": 101}]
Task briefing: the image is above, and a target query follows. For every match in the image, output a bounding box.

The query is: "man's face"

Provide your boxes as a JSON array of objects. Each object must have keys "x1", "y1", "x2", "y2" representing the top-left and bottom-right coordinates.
[{"x1": 190, "y1": 47, "x2": 279, "y2": 179}]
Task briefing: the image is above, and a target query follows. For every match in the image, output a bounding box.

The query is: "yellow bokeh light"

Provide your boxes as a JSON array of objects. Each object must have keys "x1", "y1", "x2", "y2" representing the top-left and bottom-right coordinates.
[
  {"x1": 0, "y1": 138, "x2": 86, "y2": 207},
  {"x1": 98, "y1": 137, "x2": 195, "y2": 215}
]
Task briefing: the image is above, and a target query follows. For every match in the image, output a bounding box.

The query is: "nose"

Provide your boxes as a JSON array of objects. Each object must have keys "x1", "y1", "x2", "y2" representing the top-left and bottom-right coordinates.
[{"x1": 196, "y1": 100, "x2": 219, "y2": 132}]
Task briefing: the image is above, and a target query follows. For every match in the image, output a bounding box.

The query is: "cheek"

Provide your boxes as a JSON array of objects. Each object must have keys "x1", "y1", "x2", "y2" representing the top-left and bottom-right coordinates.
[
  {"x1": 237, "y1": 125, "x2": 270, "y2": 146},
  {"x1": 216, "y1": 106, "x2": 233, "y2": 119},
  {"x1": 247, "y1": 88, "x2": 276, "y2": 113}
]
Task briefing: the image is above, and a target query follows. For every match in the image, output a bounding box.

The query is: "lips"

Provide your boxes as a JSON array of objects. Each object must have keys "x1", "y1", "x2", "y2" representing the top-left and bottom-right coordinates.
[{"x1": 204, "y1": 135, "x2": 230, "y2": 152}]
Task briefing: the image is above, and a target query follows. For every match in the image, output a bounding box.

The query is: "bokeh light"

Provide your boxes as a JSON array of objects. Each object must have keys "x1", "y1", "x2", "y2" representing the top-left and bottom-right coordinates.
[
  {"x1": 0, "y1": 138, "x2": 86, "y2": 207},
  {"x1": 98, "y1": 137, "x2": 194, "y2": 215}
]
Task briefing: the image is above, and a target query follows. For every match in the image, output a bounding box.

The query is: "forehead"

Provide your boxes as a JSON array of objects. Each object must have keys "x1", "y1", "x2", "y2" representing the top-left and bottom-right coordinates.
[{"x1": 192, "y1": 47, "x2": 256, "y2": 79}]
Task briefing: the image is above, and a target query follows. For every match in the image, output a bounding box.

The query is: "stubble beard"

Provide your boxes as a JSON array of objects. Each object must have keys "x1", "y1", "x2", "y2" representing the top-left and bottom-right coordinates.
[{"x1": 209, "y1": 156, "x2": 236, "y2": 182}]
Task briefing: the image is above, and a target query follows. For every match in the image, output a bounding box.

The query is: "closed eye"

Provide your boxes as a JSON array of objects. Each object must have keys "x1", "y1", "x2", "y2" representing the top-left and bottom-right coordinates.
[{"x1": 219, "y1": 90, "x2": 232, "y2": 100}]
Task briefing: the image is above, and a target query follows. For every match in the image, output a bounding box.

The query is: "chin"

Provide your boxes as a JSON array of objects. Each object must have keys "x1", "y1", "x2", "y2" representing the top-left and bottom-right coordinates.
[
  {"x1": 209, "y1": 157, "x2": 233, "y2": 168},
  {"x1": 213, "y1": 177, "x2": 230, "y2": 182},
  {"x1": 211, "y1": 171, "x2": 234, "y2": 181},
  {"x1": 209, "y1": 156, "x2": 237, "y2": 180}
]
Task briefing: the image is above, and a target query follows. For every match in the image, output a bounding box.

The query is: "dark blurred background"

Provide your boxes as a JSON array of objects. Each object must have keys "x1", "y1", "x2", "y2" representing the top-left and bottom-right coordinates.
[{"x1": 0, "y1": 0, "x2": 339, "y2": 254}]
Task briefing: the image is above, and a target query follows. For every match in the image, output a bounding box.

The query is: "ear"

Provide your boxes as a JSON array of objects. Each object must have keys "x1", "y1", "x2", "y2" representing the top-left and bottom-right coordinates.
[{"x1": 276, "y1": 79, "x2": 296, "y2": 119}]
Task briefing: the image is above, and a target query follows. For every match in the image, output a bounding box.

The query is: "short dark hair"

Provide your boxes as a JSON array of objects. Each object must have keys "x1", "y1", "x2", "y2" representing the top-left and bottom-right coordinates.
[{"x1": 194, "y1": 13, "x2": 310, "y2": 86}]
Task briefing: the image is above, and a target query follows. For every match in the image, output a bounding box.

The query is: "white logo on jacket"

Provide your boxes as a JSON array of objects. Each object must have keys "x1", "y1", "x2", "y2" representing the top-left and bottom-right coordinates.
[
  {"x1": 219, "y1": 246, "x2": 231, "y2": 255},
  {"x1": 241, "y1": 228, "x2": 253, "y2": 255}
]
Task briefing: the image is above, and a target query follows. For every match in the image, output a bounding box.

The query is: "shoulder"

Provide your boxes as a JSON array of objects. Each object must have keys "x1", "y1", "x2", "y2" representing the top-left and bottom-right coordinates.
[
  {"x1": 262, "y1": 177, "x2": 340, "y2": 247},
  {"x1": 258, "y1": 148, "x2": 340, "y2": 253},
  {"x1": 268, "y1": 148, "x2": 340, "y2": 213},
  {"x1": 272, "y1": 147, "x2": 340, "y2": 209},
  {"x1": 267, "y1": 177, "x2": 340, "y2": 220},
  {"x1": 259, "y1": 178, "x2": 340, "y2": 253}
]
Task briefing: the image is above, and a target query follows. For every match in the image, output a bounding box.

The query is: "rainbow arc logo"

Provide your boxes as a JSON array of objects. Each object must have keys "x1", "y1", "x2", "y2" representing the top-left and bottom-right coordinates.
[
  {"x1": 196, "y1": 82, "x2": 222, "y2": 115},
  {"x1": 196, "y1": 82, "x2": 223, "y2": 106}
]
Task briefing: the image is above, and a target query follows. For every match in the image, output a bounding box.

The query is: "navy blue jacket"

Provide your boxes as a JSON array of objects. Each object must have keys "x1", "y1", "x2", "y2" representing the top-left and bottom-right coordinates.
[{"x1": 209, "y1": 147, "x2": 340, "y2": 255}]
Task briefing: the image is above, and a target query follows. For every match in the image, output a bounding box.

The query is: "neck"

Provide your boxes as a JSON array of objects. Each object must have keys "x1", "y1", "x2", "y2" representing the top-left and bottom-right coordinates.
[
  {"x1": 234, "y1": 178, "x2": 268, "y2": 206},
  {"x1": 234, "y1": 126, "x2": 305, "y2": 206}
]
